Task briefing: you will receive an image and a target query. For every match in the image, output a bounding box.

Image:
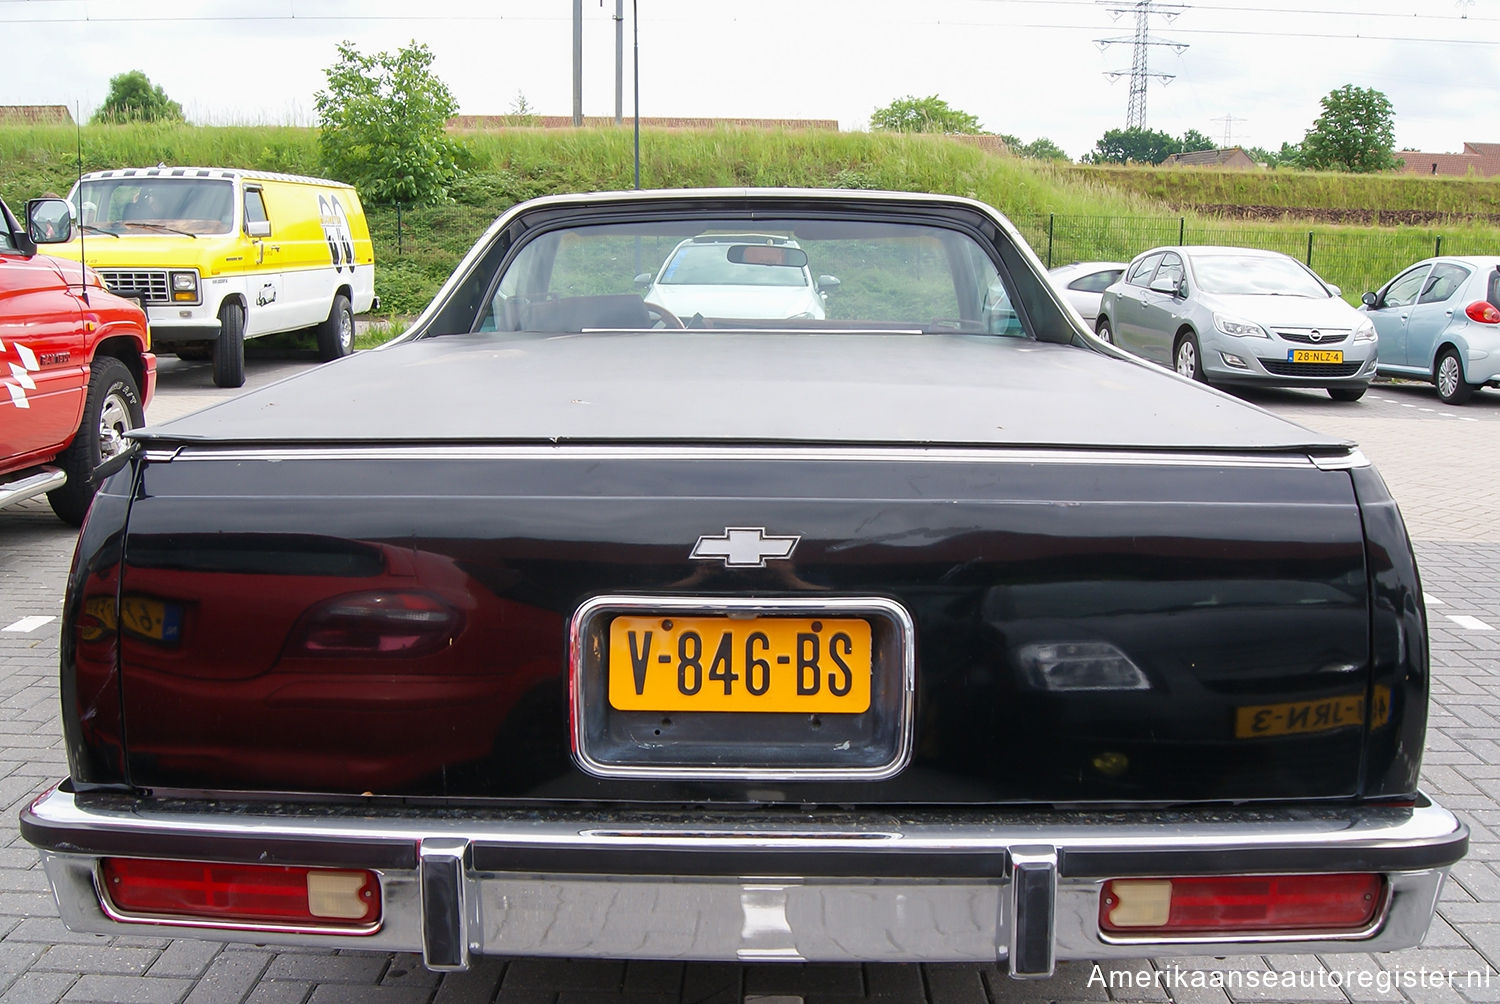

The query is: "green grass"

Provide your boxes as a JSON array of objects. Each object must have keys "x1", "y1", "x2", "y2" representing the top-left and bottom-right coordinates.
[
  {"x1": 4, "y1": 122, "x2": 1497, "y2": 315},
  {"x1": 1067, "y1": 164, "x2": 1500, "y2": 217}
]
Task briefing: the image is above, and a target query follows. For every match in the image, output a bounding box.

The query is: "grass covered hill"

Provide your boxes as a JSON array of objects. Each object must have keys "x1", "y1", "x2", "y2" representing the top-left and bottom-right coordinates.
[{"x1": 3, "y1": 123, "x2": 1497, "y2": 315}]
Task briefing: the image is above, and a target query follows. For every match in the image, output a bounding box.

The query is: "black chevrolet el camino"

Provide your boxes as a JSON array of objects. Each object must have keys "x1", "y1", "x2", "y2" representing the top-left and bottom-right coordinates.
[{"x1": 23, "y1": 189, "x2": 1466, "y2": 978}]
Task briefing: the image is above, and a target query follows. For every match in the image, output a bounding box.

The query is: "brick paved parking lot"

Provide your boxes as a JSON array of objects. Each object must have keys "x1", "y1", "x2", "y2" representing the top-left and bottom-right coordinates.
[{"x1": 4, "y1": 363, "x2": 1500, "y2": 1003}]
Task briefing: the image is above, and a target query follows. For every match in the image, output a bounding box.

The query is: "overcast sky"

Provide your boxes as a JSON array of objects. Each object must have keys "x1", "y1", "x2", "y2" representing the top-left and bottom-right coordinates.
[{"x1": 4, "y1": 0, "x2": 1497, "y2": 161}]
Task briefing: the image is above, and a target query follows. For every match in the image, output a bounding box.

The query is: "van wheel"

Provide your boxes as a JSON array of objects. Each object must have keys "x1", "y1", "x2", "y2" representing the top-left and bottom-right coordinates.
[
  {"x1": 213, "y1": 302, "x2": 246, "y2": 388},
  {"x1": 48, "y1": 357, "x2": 143, "y2": 526},
  {"x1": 317, "y1": 293, "x2": 354, "y2": 361}
]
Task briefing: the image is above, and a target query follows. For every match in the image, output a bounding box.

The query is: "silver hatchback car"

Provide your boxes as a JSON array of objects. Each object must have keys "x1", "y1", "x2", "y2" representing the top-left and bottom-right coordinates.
[
  {"x1": 1360, "y1": 256, "x2": 1500, "y2": 404},
  {"x1": 1096, "y1": 246, "x2": 1378, "y2": 401}
]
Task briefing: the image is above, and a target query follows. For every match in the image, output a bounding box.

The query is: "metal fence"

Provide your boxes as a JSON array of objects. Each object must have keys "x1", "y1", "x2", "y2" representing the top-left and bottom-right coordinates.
[{"x1": 1014, "y1": 214, "x2": 1500, "y2": 301}]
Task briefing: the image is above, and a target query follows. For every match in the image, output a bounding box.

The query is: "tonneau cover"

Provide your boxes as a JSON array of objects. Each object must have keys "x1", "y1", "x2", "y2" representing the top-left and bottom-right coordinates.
[{"x1": 137, "y1": 331, "x2": 1353, "y2": 453}]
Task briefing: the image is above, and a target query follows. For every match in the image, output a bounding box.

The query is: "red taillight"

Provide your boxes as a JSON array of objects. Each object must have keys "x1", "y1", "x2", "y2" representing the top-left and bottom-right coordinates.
[
  {"x1": 1466, "y1": 300, "x2": 1500, "y2": 324},
  {"x1": 1099, "y1": 873, "x2": 1383, "y2": 936},
  {"x1": 100, "y1": 858, "x2": 380, "y2": 931},
  {"x1": 285, "y1": 590, "x2": 461, "y2": 658}
]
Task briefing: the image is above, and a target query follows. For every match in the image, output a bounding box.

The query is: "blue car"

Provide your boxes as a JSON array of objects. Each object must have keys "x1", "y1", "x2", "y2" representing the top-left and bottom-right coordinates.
[{"x1": 1361, "y1": 256, "x2": 1500, "y2": 404}]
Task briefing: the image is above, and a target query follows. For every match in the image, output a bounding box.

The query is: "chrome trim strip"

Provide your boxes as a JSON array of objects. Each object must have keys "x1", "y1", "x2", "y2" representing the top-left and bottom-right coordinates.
[
  {"x1": 91, "y1": 861, "x2": 383, "y2": 938},
  {"x1": 154, "y1": 444, "x2": 1328, "y2": 469},
  {"x1": 29, "y1": 788, "x2": 1465, "y2": 859},
  {"x1": 29, "y1": 789, "x2": 1464, "y2": 860},
  {"x1": 1312, "y1": 449, "x2": 1371, "y2": 471},
  {"x1": 0, "y1": 466, "x2": 66, "y2": 508},
  {"x1": 568, "y1": 594, "x2": 917, "y2": 781}
]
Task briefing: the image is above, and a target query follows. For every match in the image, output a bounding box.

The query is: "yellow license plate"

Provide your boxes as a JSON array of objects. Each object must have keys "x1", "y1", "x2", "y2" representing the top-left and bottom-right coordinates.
[
  {"x1": 1234, "y1": 686, "x2": 1390, "y2": 738},
  {"x1": 608, "y1": 615, "x2": 871, "y2": 713},
  {"x1": 1289, "y1": 349, "x2": 1343, "y2": 364}
]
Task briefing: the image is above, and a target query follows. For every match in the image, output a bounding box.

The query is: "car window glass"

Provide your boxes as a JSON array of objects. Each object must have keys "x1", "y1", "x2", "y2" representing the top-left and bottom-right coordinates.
[
  {"x1": 75, "y1": 178, "x2": 234, "y2": 235},
  {"x1": 1190, "y1": 254, "x2": 1328, "y2": 297},
  {"x1": 1126, "y1": 254, "x2": 1164, "y2": 287},
  {"x1": 1382, "y1": 267, "x2": 1430, "y2": 309},
  {"x1": 1153, "y1": 254, "x2": 1184, "y2": 290},
  {"x1": 1489, "y1": 269, "x2": 1500, "y2": 311},
  {"x1": 1419, "y1": 264, "x2": 1470, "y2": 304},
  {"x1": 243, "y1": 189, "x2": 269, "y2": 226},
  {"x1": 1068, "y1": 269, "x2": 1123, "y2": 293},
  {"x1": 474, "y1": 218, "x2": 1006, "y2": 334}
]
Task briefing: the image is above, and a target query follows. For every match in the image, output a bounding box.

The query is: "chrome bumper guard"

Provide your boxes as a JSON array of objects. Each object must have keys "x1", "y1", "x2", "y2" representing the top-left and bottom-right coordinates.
[{"x1": 22, "y1": 788, "x2": 1466, "y2": 979}]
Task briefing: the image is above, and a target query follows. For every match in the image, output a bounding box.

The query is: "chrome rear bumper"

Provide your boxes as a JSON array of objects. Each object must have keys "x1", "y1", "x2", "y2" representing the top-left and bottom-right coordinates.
[{"x1": 22, "y1": 787, "x2": 1466, "y2": 979}]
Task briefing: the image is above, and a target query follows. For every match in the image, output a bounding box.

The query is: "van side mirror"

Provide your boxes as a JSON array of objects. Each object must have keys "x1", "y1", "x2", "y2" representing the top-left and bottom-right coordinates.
[
  {"x1": 633, "y1": 272, "x2": 653, "y2": 288},
  {"x1": 817, "y1": 275, "x2": 841, "y2": 293},
  {"x1": 246, "y1": 219, "x2": 271, "y2": 238},
  {"x1": 1361, "y1": 291, "x2": 1378, "y2": 308},
  {"x1": 26, "y1": 198, "x2": 73, "y2": 245}
]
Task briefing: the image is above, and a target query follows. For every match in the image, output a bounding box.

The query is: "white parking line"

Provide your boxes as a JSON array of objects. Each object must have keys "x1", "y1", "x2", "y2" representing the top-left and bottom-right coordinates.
[
  {"x1": 2, "y1": 615, "x2": 55, "y2": 633},
  {"x1": 1425, "y1": 593, "x2": 1445, "y2": 606},
  {"x1": 1448, "y1": 615, "x2": 1494, "y2": 632}
]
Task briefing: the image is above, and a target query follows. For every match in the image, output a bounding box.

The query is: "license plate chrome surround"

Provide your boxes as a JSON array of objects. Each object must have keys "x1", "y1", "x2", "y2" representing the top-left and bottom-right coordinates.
[{"x1": 570, "y1": 595, "x2": 915, "y2": 781}]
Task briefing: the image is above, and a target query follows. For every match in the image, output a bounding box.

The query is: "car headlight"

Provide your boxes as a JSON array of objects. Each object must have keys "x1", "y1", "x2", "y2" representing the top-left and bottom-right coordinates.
[
  {"x1": 1213, "y1": 313, "x2": 1269, "y2": 338},
  {"x1": 1352, "y1": 318, "x2": 1377, "y2": 342},
  {"x1": 170, "y1": 271, "x2": 199, "y2": 302}
]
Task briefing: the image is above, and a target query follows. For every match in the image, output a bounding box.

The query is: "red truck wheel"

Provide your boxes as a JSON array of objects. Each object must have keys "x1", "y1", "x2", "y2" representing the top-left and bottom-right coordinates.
[{"x1": 47, "y1": 357, "x2": 143, "y2": 525}]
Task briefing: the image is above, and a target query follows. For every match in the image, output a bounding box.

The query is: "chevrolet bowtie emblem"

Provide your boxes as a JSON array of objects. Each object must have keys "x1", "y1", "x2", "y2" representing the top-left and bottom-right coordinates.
[{"x1": 690, "y1": 527, "x2": 800, "y2": 568}]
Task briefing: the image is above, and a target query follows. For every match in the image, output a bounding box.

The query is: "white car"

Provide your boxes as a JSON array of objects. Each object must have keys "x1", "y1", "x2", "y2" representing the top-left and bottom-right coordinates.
[
  {"x1": 636, "y1": 234, "x2": 838, "y2": 321},
  {"x1": 1048, "y1": 261, "x2": 1127, "y2": 326}
]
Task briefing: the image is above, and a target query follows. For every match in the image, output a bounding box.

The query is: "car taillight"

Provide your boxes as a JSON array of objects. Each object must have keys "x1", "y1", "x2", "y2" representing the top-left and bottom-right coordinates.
[
  {"x1": 284, "y1": 590, "x2": 461, "y2": 658},
  {"x1": 1099, "y1": 873, "x2": 1383, "y2": 936},
  {"x1": 99, "y1": 858, "x2": 380, "y2": 931},
  {"x1": 1465, "y1": 301, "x2": 1500, "y2": 324}
]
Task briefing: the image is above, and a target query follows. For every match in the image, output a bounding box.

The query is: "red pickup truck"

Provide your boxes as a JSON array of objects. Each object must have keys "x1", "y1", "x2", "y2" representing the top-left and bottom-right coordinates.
[{"x1": 1, "y1": 195, "x2": 155, "y2": 524}]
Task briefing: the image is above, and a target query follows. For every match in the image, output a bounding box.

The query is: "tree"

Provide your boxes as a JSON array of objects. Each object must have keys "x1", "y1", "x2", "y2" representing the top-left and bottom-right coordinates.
[
  {"x1": 869, "y1": 95, "x2": 981, "y2": 134},
  {"x1": 1247, "y1": 142, "x2": 1303, "y2": 168},
  {"x1": 1087, "y1": 127, "x2": 1181, "y2": 165},
  {"x1": 1300, "y1": 84, "x2": 1399, "y2": 173},
  {"x1": 314, "y1": 40, "x2": 464, "y2": 206},
  {"x1": 92, "y1": 71, "x2": 184, "y2": 124},
  {"x1": 1001, "y1": 134, "x2": 1070, "y2": 162},
  {"x1": 1179, "y1": 128, "x2": 1216, "y2": 154},
  {"x1": 505, "y1": 90, "x2": 539, "y2": 127}
]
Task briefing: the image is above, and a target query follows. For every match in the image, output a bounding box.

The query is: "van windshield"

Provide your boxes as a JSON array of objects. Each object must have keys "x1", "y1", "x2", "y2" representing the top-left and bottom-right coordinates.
[{"x1": 75, "y1": 178, "x2": 235, "y2": 236}]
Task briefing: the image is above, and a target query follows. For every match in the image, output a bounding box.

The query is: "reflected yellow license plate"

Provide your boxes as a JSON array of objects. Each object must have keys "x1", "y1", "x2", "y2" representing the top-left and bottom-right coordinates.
[
  {"x1": 1234, "y1": 686, "x2": 1390, "y2": 738},
  {"x1": 608, "y1": 615, "x2": 871, "y2": 713},
  {"x1": 1289, "y1": 349, "x2": 1343, "y2": 364},
  {"x1": 82, "y1": 594, "x2": 183, "y2": 645}
]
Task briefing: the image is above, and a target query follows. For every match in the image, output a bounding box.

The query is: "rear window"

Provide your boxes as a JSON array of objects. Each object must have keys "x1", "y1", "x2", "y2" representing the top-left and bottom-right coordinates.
[{"x1": 468, "y1": 216, "x2": 1015, "y2": 335}]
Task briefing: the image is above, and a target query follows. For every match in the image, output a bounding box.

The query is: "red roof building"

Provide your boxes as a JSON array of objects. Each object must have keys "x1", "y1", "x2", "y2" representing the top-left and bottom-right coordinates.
[{"x1": 1397, "y1": 142, "x2": 1500, "y2": 178}]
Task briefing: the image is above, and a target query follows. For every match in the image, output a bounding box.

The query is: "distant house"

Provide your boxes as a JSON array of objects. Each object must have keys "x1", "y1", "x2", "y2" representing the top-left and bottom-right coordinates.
[
  {"x1": 0, "y1": 105, "x2": 74, "y2": 125},
  {"x1": 1396, "y1": 142, "x2": 1500, "y2": 178},
  {"x1": 448, "y1": 115, "x2": 838, "y2": 131},
  {"x1": 1161, "y1": 147, "x2": 1257, "y2": 169}
]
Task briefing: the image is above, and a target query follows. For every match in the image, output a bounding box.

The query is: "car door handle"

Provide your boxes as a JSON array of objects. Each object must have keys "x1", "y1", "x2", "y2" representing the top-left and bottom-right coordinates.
[{"x1": 1445, "y1": 309, "x2": 1454, "y2": 317}]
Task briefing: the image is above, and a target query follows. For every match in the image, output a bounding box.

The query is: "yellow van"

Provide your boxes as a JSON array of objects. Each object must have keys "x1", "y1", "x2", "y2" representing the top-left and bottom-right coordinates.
[{"x1": 50, "y1": 167, "x2": 376, "y2": 387}]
